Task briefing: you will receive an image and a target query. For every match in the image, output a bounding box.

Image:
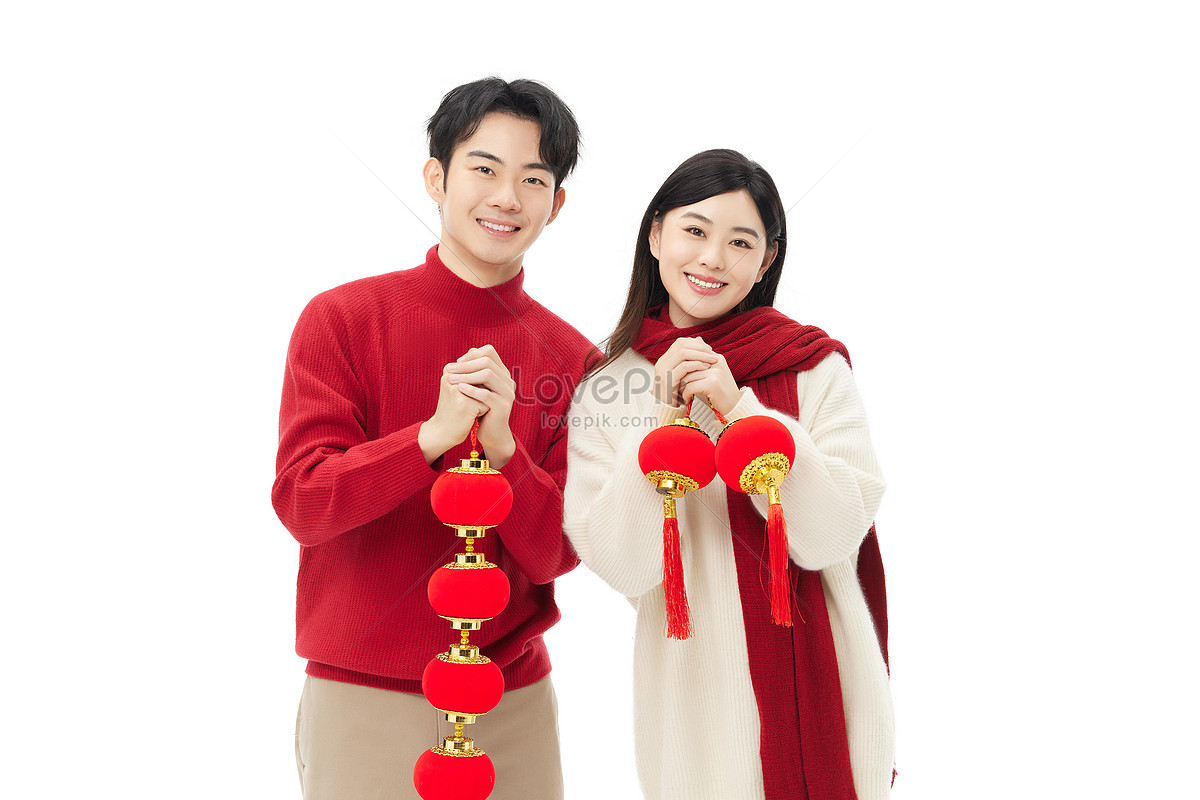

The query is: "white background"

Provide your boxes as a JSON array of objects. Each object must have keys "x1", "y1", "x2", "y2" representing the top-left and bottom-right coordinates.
[{"x1": 3, "y1": 1, "x2": 1198, "y2": 797}]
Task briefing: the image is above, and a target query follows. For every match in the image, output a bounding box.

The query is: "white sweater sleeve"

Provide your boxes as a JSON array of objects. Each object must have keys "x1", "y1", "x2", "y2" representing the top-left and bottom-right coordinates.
[
  {"x1": 563, "y1": 390, "x2": 684, "y2": 599},
  {"x1": 726, "y1": 353, "x2": 885, "y2": 571}
]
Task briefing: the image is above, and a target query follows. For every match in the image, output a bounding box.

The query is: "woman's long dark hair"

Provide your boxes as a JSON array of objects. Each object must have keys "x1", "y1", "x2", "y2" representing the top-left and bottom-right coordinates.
[{"x1": 586, "y1": 149, "x2": 787, "y2": 378}]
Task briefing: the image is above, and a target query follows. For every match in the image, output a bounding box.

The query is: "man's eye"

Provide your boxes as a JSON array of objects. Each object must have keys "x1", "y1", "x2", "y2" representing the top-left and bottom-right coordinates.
[
  {"x1": 476, "y1": 166, "x2": 494, "y2": 175},
  {"x1": 524, "y1": 176, "x2": 546, "y2": 186}
]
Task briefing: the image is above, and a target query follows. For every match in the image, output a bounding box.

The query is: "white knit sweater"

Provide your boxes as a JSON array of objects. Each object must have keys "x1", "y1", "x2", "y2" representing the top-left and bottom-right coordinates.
[{"x1": 564, "y1": 349, "x2": 894, "y2": 799}]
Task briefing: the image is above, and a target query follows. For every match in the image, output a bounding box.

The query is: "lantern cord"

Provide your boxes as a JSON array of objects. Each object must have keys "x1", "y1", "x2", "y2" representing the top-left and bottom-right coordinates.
[
  {"x1": 469, "y1": 418, "x2": 480, "y2": 456},
  {"x1": 685, "y1": 397, "x2": 729, "y2": 426}
]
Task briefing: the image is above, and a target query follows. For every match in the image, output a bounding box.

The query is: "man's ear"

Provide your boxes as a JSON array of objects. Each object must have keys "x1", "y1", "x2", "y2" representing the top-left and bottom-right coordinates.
[
  {"x1": 756, "y1": 241, "x2": 779, "y2": 282},
  {"x1": 545, "y1": 186, "x2": 567, "y2": 225},
  {"x1": 648, "y1": 217, "x2": 663, "y2": 260},
  {"x1": 422, "y1": 158, "x2": 446, "y2": 204}
]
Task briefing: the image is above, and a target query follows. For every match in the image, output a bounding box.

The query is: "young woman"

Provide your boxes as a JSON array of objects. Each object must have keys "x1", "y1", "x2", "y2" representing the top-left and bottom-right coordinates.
[{"x1": 564, "y1": 149, "x2": 894, "y2": 799}]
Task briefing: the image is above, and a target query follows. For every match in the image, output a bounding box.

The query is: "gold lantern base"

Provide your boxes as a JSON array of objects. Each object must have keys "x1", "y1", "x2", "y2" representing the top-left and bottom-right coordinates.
[
  {"x1": 445, "y1": 524, "x2": 493, "y2": 539},
  {"x1": 439, "y1": 709, "x2": 486, "y2": 725},
  {"x1": 738, "y1": 454, "x2": 790, "y2": 495},
  {"x1": 439, "y1": 616, "x2": 486, "y2": 631},
  {"x1": 645, "y1": 471, "x2": 699, "y2": 498}
]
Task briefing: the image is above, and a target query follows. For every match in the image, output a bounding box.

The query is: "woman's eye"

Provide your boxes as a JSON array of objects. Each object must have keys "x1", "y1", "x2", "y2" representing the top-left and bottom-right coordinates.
[
  {"x1": 686, "y1": 227, "x2": 705, "y2": 237},
  {"x1": 731, "y1": 239, "x2": 751, "y2": 249}
]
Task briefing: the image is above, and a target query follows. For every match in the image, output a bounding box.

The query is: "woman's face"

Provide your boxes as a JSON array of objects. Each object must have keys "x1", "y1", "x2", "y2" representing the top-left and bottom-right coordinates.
[{"x1": 649, "y1": 189, "x2": 777, "y2": 328}]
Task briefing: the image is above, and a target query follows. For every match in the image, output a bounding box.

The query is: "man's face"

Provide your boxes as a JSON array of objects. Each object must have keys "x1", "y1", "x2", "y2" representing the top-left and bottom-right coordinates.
[{"x1": 424, "y1": 112, "x2": 566, "y2": 287}]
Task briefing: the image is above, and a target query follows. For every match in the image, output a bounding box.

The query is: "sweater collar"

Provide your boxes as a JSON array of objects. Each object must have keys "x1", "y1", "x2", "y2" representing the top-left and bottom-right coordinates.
[{"x1": 411, "y1": 245, "x2": 533, "y2": 326}]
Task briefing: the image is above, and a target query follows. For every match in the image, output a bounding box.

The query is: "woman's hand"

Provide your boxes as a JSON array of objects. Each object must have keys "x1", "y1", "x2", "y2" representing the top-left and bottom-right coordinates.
[
  {"x1": 678, "y1": 346, "x2": 740, "y2": 417},
  {"x1": 653, "y1": 337, "x2": 739, "y2": 414}
]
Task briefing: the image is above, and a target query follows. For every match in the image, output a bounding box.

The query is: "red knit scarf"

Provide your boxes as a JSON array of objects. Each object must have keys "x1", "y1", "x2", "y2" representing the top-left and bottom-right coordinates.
[{"x1": 632, "y1": 304, "x2": 888, "y2": 800}]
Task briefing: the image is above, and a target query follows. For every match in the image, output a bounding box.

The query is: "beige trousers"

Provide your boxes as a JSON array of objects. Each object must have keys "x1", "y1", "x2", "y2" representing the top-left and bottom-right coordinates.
[{"x1": 295, "y1": 675, "x2": 564, "y2": 800}]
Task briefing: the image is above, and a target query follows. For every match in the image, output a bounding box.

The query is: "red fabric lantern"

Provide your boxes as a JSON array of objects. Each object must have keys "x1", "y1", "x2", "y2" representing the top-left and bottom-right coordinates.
[
  {"x1": 638, "y1": 417, "x2": 717, "y2": 639},
  {"x1": 413, "y1": 743, "x2": 495, "y2": 800},
  {"x1": 422, "y1": 652, "x2": 505, "y2": 717},
  {"x1": 430, "y1": 459, "x2": 513, "y2": 529},
  {"x1": 427, "y1": 562, "x2": 511, "y2": 622},
  {"x1": 715, "y1": 415, "x2": 796, "y2": 625}
]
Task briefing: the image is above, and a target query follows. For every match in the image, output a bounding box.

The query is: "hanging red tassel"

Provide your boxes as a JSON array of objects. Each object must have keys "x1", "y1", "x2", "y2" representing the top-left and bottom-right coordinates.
[
  {"x1": 661, "y1": 500, "x2": 692, "y2": 640},
  {"x1": 766, "y1": 501, "x2": 792, "y2": 626}
]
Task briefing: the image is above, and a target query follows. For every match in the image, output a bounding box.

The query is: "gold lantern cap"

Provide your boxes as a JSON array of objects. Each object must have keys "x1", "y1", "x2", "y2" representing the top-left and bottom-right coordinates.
[
  {"x1": 449, "y1": 453, "x2": 500, "y2": 474},
  {"x1": 434, "y1": 736, "x2": 487, "y2": 756}
]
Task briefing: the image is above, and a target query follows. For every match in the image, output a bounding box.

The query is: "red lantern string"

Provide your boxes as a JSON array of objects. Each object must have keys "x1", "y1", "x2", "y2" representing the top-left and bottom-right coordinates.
[{"x1": 414, "y1": 418, "x2": 512, "y2": 800}]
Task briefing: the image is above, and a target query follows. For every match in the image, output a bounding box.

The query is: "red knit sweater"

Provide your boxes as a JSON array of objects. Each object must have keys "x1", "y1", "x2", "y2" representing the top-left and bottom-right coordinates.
[{"x1": 273, "y1": 246, "x2": 596, "y2": 693}]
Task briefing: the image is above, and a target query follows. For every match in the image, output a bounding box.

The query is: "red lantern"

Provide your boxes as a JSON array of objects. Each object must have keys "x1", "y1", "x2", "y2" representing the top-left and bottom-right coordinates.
[
  {"x1": 414, "y1": 740, "x2": 495, "y2": 800},
  {"x1": 431, "y1": 455, "x2": 513, "y2": 531},
  {"x1": 422, "y1": 649, "x2": 505, "y2": 720},
  {"x1": 638, "y1": 417, "x2": 717, "y2": 639},
  {"x1": 715, "y1": 415, "x2": 796, "y2": 625},
  {"x1": 427, "y1": 560, "x2": 511, "y2": 622}
]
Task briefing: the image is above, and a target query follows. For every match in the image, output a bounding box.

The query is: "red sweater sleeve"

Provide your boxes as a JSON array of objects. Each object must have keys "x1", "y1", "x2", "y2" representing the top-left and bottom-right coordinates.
[
  {"x1": 272, "y1": 294, "x2": 439, "y2": 546},
  {"x1": 495, "y1": 423, "x2": 580, "y2": 585}
]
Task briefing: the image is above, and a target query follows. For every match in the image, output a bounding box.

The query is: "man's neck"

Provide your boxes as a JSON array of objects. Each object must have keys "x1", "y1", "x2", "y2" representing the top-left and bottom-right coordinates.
[{"x1": 436, "y1": 243, "x2": 522, "y2": 288}]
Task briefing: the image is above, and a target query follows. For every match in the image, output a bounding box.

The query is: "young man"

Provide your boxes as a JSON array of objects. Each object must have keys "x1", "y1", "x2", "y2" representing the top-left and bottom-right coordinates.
[{"x1": 273, "y1": 78, "x2": 595, "y2": 800}]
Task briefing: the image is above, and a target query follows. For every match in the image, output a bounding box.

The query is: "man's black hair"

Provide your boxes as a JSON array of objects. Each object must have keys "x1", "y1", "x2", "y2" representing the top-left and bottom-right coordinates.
[{"x1": 426, "y1": 77, "x2": 581, "y2": 190}]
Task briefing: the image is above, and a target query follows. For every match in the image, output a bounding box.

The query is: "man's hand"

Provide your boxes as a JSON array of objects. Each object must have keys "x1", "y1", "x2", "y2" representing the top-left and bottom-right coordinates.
[
  {"x1": 446, "y1": 345, "x2": 517, "y2": 468},
  {"x1": 418, "y1": 369, "x2": 489, "y2": 466}
]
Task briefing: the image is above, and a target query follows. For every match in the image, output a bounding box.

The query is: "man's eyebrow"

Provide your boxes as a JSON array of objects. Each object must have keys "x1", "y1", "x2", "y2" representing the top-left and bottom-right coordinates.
[
  {"x1": 465, "y1": 151, "x2": 553, "y2": 175},
  {"x1": 680, "y1": 211, "x2": 762, "y2": 240}
]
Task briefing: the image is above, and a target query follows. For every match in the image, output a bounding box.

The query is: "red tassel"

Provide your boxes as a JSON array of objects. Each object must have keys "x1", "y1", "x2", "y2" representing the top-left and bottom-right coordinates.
[
  {"x1": 662, "y1": 515, "x2": 693, "y2": 640},
  {"x1": 767, "y1": 502, "x2": 793, "y2": 626}
]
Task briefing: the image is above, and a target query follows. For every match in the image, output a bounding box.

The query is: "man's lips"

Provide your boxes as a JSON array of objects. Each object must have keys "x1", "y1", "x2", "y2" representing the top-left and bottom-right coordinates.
[{"x1": 477, "y1": 218, "x2": 520, "y2": 236}]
